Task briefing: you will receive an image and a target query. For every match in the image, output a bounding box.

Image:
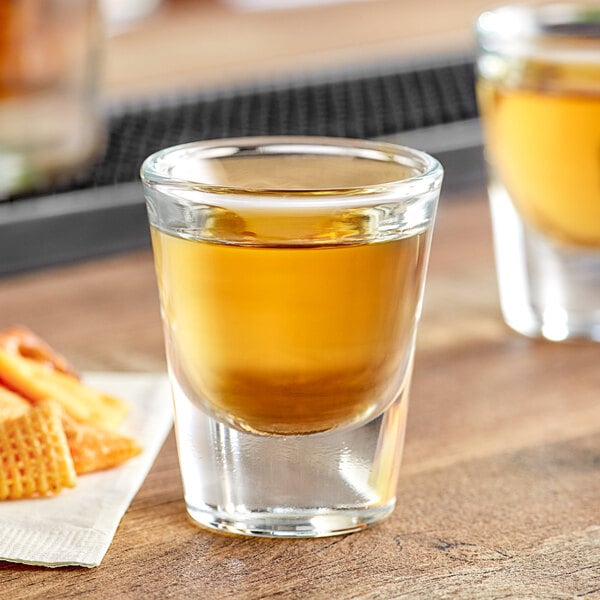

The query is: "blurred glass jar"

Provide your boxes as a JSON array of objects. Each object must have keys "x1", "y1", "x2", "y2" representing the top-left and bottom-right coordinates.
[{"x1": 0, "y1": 0, "x2": 105, "y2": 198}]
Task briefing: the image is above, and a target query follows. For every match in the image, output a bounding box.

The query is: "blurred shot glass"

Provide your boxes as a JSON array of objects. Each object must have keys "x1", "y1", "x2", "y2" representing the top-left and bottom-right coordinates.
[
  {"x1": 476, "y1": 3, "x2": 600, "y2": 341},
  {"x1": 0, "y1": 0, "x2": 105, "y2": 198}
]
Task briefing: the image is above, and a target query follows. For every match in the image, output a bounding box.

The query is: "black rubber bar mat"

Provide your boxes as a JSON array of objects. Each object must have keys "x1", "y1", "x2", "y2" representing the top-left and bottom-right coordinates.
[{"x1": 0, "y1": 55, "x2": 483, "y2": 274}]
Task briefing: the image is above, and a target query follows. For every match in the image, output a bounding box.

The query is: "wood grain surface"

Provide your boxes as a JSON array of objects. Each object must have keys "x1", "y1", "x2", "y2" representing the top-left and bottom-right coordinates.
[{"x1": 1, "y1": 194, "x2": 598, "y2": 599}]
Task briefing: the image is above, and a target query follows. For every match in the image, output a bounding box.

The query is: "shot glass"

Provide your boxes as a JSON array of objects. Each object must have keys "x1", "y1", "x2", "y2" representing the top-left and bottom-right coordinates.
[
  {"x1": 476, "y1": 4, "x2": 600, "y2": 341},
  {"x1": 142, "y1": 137, "x2": 442, "y2": 537}
]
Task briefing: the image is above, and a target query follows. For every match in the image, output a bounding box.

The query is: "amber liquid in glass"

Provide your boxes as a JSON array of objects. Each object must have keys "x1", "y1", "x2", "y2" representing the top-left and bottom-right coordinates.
[
  {"x1": 151, "y1": 153, "x2": 430, "y2": 435},
  {"x1": 153, "y1": 226, "x2": 426, "y2": 436},
  {"x1": 478, "y1": 56, "x2": 600, "y2": 246}
]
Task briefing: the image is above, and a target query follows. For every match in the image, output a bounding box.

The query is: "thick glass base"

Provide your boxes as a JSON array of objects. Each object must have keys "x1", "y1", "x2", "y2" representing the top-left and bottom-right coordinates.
[
  {"x1": 171, "y1": 376, "x2": 409, "y2": 539},
  {"x1": 489, "y1": 182, "x2": 600, "y2": 342},
  {"x1": 186, "y1": 502, "x2": 396, "y2": 538}
]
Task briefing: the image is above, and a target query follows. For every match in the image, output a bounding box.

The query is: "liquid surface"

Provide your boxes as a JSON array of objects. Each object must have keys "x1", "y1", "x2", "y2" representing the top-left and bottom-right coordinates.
[
  {"x1": 478, "y1": 56, "x2": 600, "y2": 246},
  {"x1": 152, "y1": 225, "x2": 427, "y2": 435},
  {"x1": 162, "y1": 152, "x2": 418, "y2": 192}
]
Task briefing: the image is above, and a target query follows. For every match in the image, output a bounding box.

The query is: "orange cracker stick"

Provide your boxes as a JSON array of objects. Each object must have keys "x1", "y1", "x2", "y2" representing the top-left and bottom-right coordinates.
[
  {"x1": 0, "y1": 385, "x2": 31, "y2": 422},
  {"x1": 0, "y1": 325, "x2": 77, "y2": 377},
  {"x1": 61, "y1": 412, "x2": 142, "y2": 475},
  {"x1": 0, "y1": 348, "x2": 128, "y2": 431},
  {"x1": 0, "y1": 401, "x2": 77, "y2": 499}
]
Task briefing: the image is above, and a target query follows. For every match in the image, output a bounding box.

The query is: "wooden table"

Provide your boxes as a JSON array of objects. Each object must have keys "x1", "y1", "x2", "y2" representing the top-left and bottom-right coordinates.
[
  {"x1": 1, "y1": 0, "x2": 599, "y2": 595},
  {"x1": 1, "y1": 193, "x2": 599, "y2": 598}
]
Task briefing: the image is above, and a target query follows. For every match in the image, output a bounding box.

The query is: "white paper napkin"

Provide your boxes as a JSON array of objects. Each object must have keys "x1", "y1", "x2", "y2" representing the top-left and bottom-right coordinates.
[{"x1": 0, "y1": 372, "x2": 173, "y2": 568}]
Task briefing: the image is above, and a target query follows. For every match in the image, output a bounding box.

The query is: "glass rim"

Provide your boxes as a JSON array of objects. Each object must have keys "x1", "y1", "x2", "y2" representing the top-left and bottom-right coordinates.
[
  {"x1": 140, "y1": 136, "x2": 443, "y2": 210},
  {"x1": 476, "y1": 3, "x2": 600, "y2": 61}
]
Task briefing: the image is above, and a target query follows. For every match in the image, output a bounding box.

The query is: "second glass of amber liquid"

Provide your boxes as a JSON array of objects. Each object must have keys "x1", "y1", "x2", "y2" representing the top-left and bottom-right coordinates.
[
  {"x1": 142, "y1": 137, "x2": 442, "y2": 537},
  {"x1": 477, "y1": 4, "x2": 600, "y2": 341}
]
